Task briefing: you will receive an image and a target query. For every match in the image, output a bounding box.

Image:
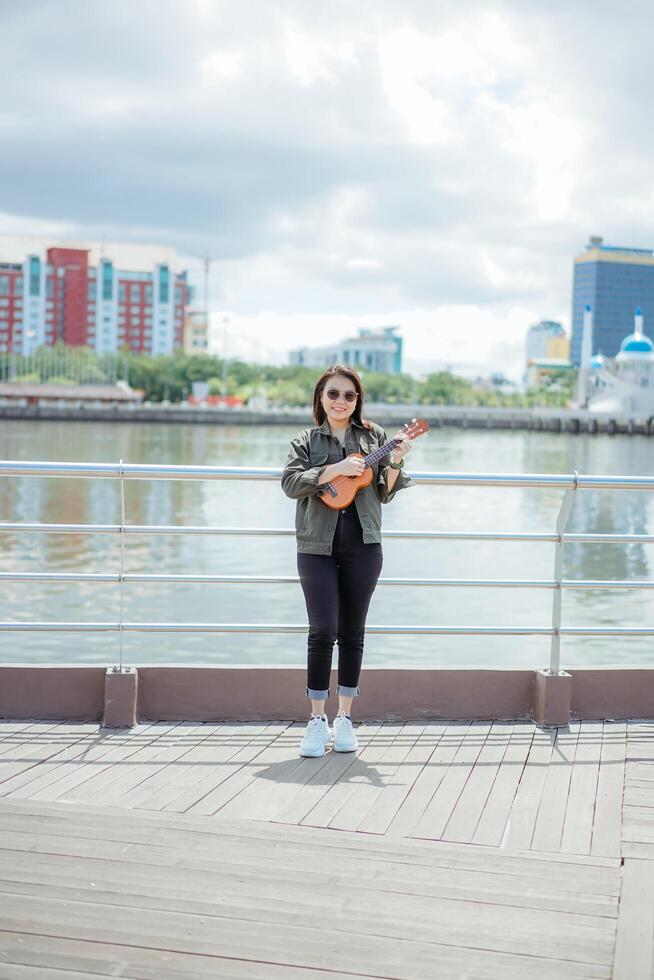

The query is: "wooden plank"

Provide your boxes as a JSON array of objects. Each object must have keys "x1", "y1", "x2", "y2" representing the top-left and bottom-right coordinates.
[
  {"x1": 0, "y1": 841, "x2": 621, "y2": 918},
  {"x1": 384, "y1": 722, "x2": 465, "y2": 839},
  {"x1": 472, "y1": 722, "x2": 534, "y2": 847},
  {"x1": 0, "y1": 931, "x2": 368, "y2": 980},
  {"x1": 530, "y1": 722, "x2": 580, "y2": 853},
  {"x1": 126, "y1": 722, "x2": 264, "y2": 810},
  {"x1": 501, "y1": 725, "x2": 556, "y2": 850},
  {"x1": 560, "y1": 721, "x2": 604, "y2": 855},
  {"x1": 11, "y1": 723, "x2": 161, "y2": 802},
  {"x1": 328, "y1": 723, "x2": 420, "y2": 832},
  {"x1": 613, "y1": 858, "x2": 654, "y2": 980},
  {"x1": 0, "y1": 874, "x2": 617, "y2": 969},
  {"x1": 1, "y1": 725, "x2": 161, "y2": 799},
  {"x1": 0, "y1": 912, "x2": 614, "y2": 980},
  {"x1": 627, "y1": 721, "x2": 654, "y2": 763},
  {"x1": 411, "y1": 722, "x2": 493, "y2": 841},
  {"x1": 0, "y1": 817, "x2": 621, "y2": 895},
  {"x1": 356, "y1": 723, "x2": 440, "y2": 836},
  {"x1": 61, "y1": 722, "x2": 194, "y2": 805},
  {"x1": 211, "y1": 723, "x2": 321, "y2": 821},
  {"x1": 102, "y1": 722, "x2": 222, "y2": 806},
  {"x1": 187, "y1": 723, "x2": 303, "y2": 817},
  {"x1": 164, "y1": 722, "x2": 289, "y2": 814},
  {"x1": 441, "y1": 722, "x2": 515, "y2": 844},
  {"x1": 0, "y1": 801, "x2": 620, "y2": 872},
  {"x1": 591, "y1": 721, "x2": 627, "y2": 858},
  {"x1": 0, "y1": 965, "x2": 112, "y2": 980},
  {"x1": 271, "y1": 722, "x2": 384, "y2": 826},
  {"x1": 624, "y1": 785, "x2": 654, "y2": 808},
  {"x1": 0, "y1": 724, "x2": 98, "y2": 789},
  {"x1": 300, "y1": 723, "x2": 403, "y2": 829},
  {"x1": 0, "y1": 722, "x2": 63, "y2": 756}
]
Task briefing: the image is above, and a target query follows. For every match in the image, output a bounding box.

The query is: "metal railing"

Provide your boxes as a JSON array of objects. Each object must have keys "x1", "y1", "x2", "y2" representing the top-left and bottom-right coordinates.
[{"x1": 2, "y1": 460, "x2": 654, "y2": 673}]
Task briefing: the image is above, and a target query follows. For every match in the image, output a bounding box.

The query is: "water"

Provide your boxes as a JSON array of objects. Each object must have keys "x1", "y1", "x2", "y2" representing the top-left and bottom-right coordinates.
[{"x1": 1, "y1": 419, "x2": 654, "y2": 669}]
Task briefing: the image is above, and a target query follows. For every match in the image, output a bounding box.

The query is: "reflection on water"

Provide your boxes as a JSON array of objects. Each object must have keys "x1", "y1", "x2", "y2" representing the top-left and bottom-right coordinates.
[{"x1": 1, "y1": 420, "x2": 654, "y2": 669}]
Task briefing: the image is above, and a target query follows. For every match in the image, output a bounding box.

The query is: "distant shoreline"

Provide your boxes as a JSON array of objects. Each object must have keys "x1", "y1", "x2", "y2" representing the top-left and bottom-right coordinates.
[{"x1": 0, "y1": 403, "x2": 652, "y2": 435}]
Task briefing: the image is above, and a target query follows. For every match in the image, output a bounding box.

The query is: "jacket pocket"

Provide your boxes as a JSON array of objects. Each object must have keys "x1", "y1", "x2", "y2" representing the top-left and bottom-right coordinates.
[{"x1": 309, "y1": 453, "x2": 329, "y2": 466}]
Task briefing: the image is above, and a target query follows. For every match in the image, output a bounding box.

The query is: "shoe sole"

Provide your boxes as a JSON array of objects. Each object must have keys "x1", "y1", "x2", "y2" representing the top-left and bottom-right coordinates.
[
  {"x1": 332, "y1": 743, "x2": 358, "y2": 752},
  {"x1": 299, "y1": 745, "x2": 326, "y2": 757}
]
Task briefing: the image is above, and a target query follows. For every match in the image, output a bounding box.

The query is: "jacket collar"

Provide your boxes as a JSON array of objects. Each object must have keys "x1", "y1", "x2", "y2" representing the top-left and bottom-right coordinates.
[
  {"x1": 317, "y1": 416, "x2": 364, "y2": 437},
  {"x1": 317, "y1": 416, "x2": 370, "y2": 454}
]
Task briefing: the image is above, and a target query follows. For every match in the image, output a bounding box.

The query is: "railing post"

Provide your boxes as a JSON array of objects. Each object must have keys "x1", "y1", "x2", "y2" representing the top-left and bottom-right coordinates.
[
  {"x1": 549, "y1": 474, "x2": 578, "y2": 673},
  {"x1": 118, "y1": 457, "x2": 126, "y2": 672},
  {"x1": 533, "y1": 473, "x2": 577, "y2": 727},
  {"x1": 103, "y1": 457, "x2": 137, "y2": 728}
]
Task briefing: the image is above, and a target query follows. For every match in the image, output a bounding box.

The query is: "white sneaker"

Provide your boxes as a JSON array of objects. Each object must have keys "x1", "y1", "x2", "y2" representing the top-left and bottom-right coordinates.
[
  {"x1": 299, "y1": 715, "x2": 332, "y2": 757},
  {"x1": 332, "y1": 714, "x2": 358, "y2": 752}
]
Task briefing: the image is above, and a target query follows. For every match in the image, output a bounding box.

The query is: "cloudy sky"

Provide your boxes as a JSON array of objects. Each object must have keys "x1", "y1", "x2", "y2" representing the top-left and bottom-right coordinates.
[{"x1": 2, "y1": 0, "x2": 653, "y2": 378}]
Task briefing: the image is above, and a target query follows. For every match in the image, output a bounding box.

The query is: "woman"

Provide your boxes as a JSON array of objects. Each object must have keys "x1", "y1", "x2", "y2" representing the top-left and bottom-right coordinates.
[{"x1": 281, "y1": 364, "x2": 414, "y2": 757}]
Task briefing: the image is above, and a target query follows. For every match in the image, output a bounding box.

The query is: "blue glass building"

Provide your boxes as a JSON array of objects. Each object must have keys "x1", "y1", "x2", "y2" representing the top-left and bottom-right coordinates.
[{"x1": 571, "y1": 237, "x2": 654, "y2": 365}]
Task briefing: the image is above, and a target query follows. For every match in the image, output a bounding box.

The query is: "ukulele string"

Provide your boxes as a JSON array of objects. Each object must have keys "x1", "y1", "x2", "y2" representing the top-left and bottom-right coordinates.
[{"x1": 323, "y1": 422, "x2": 423, "y2": 494}]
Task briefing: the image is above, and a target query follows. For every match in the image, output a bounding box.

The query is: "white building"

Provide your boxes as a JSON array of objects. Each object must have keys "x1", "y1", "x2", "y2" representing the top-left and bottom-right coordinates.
[
  {"x1": 290, "y1": 326, "x2": 403, "y2": 374},
  {"x1": 580, "y1": 308, "x2": 654, "y2": 415}
]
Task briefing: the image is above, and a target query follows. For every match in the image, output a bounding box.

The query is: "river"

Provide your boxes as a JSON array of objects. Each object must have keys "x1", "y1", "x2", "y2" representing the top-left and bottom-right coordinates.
[{"x1": 1, "y1": 419, "x2": 653, "y2": 669}]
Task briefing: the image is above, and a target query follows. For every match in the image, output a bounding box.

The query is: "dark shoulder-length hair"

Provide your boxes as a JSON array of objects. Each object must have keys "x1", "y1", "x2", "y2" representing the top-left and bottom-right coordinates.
[{"x1": 312, "y1": 363, "x2": 373, "y2": 429}]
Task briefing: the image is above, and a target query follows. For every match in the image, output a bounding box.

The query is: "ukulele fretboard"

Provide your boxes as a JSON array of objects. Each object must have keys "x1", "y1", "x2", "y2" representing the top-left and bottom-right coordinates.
[{"x1": 323, "y1": 439, "x2": 398, "y2": 498}]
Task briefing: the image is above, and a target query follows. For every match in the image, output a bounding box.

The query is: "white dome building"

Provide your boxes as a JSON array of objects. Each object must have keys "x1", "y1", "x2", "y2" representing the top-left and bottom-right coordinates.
[{"x1": 587, "y1": 309, "x2": 654, "y2": 415}]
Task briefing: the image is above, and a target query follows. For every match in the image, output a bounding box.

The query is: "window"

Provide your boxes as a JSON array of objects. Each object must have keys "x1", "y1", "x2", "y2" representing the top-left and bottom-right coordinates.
[
  {"x1": 158, "y1": 266, "x2": 169, "y2": 304},
  {"x1": 102, "y1": 262, "x2": 113, "y2": 301},
  {"x1": 131, "y1": 284, "x2": 140, "y2": 301},
  {"x1": 145, "y1": 286, "x2": 153, "y2": 303},
  {"x1": 88, "y1": 281, "x2": 96, "y2": 301},
  {"x1": 29, "y1": 257, "x2": 40, "y2": 296},
  {"x1": 0, "y1": 275, "x2": 9, "y2": 295},
  {"x1": 118, "y1": 284, "x2": 126, "y2": 303}
]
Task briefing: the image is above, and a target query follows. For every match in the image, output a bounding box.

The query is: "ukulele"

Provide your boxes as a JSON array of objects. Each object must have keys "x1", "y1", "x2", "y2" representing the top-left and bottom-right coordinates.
[{"x1": 319, "y1": 418, "x2": 429, "y2": 511}]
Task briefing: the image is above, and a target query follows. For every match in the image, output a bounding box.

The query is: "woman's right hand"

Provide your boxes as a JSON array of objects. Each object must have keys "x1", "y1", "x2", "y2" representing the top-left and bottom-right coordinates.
[{"x1": 339, "y1": 455, "x2": 366, "y2": 477}]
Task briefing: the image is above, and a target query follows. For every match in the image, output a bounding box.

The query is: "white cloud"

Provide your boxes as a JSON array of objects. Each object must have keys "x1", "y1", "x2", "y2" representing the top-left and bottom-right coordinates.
[
  {"x1": 199, "y1": 49, "x2": 243, "y2": 82},
  {"x1": 1, "y1": 0, "x2": 653, "y2": 378}
]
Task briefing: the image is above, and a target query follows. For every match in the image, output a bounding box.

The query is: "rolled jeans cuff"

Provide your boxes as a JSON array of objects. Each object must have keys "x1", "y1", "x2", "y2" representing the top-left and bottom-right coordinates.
[
  {"x1": 337, "y1": 685, "x2": 360, "y2": 697},
  {"x1": 306, "y1": 687, "x2": 329, "y2": 700}
]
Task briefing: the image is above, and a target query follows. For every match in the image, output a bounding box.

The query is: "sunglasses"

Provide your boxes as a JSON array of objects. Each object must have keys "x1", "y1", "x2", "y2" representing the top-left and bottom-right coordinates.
[{"x1": 325, "y1": 387, "x2": 358, "y2": 403}]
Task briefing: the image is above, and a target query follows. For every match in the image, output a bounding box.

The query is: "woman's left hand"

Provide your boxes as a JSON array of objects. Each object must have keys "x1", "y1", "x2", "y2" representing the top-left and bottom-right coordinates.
[{"x1": 390, "y1": 432, "x2": 411, "y2": 464}]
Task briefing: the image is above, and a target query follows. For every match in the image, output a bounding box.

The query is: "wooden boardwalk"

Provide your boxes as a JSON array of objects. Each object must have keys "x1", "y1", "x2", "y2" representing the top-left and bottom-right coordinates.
[{"x1": 0, "y1": 718, "x2": 652, "y2": 978}]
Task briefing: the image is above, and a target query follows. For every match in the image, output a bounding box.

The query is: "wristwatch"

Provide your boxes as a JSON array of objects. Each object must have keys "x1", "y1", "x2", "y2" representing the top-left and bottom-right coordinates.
[{"x1": 389, "y1": 458, "x2": 404, "y2": 470}]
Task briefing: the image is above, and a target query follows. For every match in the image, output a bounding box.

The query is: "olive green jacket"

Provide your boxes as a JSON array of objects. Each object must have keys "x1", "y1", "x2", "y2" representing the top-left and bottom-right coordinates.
[{"x1": 281, "y1": 418, "x2": 415, "y2": 555}]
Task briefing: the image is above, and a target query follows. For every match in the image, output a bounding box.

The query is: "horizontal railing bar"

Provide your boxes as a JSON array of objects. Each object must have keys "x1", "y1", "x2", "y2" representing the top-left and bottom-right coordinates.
[
  {"x1": 4, "y1": 521, "x2": 654, "y2": 545},
  {"x1": 4, "y1": 571, "x2": 654, "y2": 589},
  {"x1": 0, "y1": 572, "x2": 554, "y2": 586},
  {"x1": 0, "y1": 622, "x2": 555, "y2": 634},
  {"x1": 1, "y1": 621, "x2": 654, "y2": 635},
  {"x1": 0, "y1": 522, "x2": 556, "y2": 540},
  {"x1": 3, "y1": 460, "x2": 654, "y2": 491}
]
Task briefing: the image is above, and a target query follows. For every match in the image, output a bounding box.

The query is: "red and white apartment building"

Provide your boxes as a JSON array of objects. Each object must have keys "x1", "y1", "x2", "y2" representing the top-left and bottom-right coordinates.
[{"x1": 0, "y1": 238, "x2": 190, "y2": 356}]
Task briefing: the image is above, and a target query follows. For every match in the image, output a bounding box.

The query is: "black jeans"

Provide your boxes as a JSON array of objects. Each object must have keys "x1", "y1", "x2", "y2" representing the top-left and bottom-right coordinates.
[{"x1": 297, "y1": 506, "x2": 383, "y2": 699}]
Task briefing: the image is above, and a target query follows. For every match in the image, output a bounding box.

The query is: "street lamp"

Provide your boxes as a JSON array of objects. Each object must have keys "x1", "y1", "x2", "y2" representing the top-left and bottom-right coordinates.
[{"x1": 221, "y1": 315, "x2": 230, "y2": 398}]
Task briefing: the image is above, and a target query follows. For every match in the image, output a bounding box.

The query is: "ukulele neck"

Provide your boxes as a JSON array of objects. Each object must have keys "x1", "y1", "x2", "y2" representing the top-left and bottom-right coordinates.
[{"x1": 363, "y1": 440, "x2": 398, "y2": 468}]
